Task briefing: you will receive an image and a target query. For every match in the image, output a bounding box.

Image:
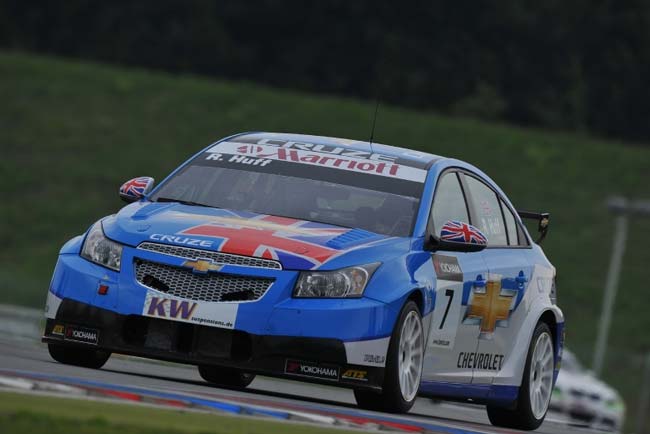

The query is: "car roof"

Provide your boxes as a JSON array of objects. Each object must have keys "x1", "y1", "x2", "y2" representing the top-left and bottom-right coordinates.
[{"x1": 229, "y1": 132, "x2": 444, "y2": 170}]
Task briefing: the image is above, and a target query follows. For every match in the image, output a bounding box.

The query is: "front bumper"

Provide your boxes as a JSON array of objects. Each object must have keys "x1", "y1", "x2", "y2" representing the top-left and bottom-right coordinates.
[
  {"x1": 45, "y1": 240, "x2": 401, "y2": 390},
  {"x1": 43, "y1": 298, "x2": 385, "y2": 390}
]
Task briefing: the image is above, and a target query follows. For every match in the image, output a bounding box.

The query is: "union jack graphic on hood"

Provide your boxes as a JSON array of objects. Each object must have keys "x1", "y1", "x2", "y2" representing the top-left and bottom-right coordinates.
[{"x1": 177, "y1": 210, "x2": 352, "y2": 269}]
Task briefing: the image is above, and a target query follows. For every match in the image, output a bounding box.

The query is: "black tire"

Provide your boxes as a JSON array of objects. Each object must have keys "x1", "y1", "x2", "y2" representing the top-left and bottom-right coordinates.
[
  {"x1": 47, "y1": 343, "x2": 111, "y2": 369},
  {"x1": 198, "y1": 365, "x2": 255, "y2": 388},
  {"x1": 486, "y1": 322, "x2": 554, "y2": 430},
  {"x1": 354, "y1": 300, "x2": 423, "y2": 413}
]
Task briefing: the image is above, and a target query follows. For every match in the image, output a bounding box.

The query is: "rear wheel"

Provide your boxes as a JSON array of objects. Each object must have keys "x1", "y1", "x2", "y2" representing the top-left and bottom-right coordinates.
[
  {"x1": 47, "y1": 343, "x2": 111, "y2": 369},
  {"x1": 198, "y1": 365, "x2": 255, "y2": 388},
  {"x1": 487, "y1": 322, "x2": 555, "y2": 430},
  {"x1": 354, "y1": 300, "x2": 423, "y2": 413}
]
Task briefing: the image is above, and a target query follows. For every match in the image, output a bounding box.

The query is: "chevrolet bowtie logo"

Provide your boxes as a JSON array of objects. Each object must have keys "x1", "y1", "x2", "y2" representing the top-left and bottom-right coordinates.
[
  {"x1": 182, "y1": 258, "x2": 223, "y2": 274},
  {"x1": 464, "y1": 279, "x2": 517, "y2": 339}
]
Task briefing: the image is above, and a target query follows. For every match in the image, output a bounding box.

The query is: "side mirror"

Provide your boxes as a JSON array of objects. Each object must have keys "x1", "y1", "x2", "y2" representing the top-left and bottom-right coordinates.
[
  {"x1": 119, "y1": 177, "x2": 154, "y2": 203},
  {"x1": 429, "y1": 220, "x2": 488, "y2": 252}
]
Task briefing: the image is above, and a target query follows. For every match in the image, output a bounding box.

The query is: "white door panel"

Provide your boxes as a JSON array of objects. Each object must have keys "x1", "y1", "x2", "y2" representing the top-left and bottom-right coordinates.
[
  {"x1": 422, "y1": 252, "x2": 487, "y2": 384},
  {"x1": 473, "y1": 250, "x2": 532, "y2": 384}
]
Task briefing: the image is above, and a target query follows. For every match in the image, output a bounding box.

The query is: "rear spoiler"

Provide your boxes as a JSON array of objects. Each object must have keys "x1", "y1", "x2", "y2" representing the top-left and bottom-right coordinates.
[{"x1": 517, "y1": 211, "x2": 550, "y2": 244}]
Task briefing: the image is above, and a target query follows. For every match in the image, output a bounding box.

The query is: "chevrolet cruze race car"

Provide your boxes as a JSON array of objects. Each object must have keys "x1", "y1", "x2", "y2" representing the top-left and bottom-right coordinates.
[{"x1": 43, "y1": 132, "x2": 564, "y2": 430}]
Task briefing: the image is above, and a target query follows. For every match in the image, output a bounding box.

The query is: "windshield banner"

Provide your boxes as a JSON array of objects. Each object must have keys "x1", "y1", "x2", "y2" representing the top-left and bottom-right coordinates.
[{"x1": 205, "y1": 141, "x2": 428, "y2": 183}]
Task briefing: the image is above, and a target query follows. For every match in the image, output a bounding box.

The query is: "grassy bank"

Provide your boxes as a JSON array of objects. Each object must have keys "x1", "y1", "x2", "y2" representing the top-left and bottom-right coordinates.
[
  {"x1": 0, "y1": 391, "x2": 351, "y2": 434},
  {"x1": 1, "y1": 51, "x2": 649, "y2": 427}
]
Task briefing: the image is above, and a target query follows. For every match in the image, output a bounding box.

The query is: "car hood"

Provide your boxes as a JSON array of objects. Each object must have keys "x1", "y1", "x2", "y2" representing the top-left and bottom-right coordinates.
[{"x1": 102, "y1": 201, "x2": 397, "y2": 270}]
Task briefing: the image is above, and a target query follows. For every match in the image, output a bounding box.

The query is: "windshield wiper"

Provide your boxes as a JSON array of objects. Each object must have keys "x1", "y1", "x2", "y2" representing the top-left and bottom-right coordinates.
[{"x1": 154, "y1": 197, "x2": 213, "y2": 208}]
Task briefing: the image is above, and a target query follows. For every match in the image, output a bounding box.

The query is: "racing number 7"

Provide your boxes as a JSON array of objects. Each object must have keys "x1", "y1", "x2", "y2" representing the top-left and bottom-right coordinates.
[{"x1": 438, "y1": 289, "x2": 454, "y2": 330}]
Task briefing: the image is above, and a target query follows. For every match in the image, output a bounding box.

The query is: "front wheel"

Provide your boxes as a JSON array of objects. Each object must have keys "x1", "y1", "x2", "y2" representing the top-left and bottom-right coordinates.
[
  {"x1": 354, "y1": 300, "x2": 424, "y2": 413},
  {"x1": 198, "y1": 365, "x2": 255, "y2": 388},
  {"x1": 47, "y1": 344, "x2": 111, "y2": 369},
  {"x1": 487, "y1": 322, "x2": 555, "y2": 430}
]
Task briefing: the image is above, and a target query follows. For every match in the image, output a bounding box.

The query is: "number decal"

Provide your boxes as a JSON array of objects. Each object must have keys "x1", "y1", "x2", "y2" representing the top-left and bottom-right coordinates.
[
  {"x1": 429, "y1": 285, "x2": 462, "y2": 349},
  {"x1": 439, "y1": 289, "x2": 454, "y2": 330}
]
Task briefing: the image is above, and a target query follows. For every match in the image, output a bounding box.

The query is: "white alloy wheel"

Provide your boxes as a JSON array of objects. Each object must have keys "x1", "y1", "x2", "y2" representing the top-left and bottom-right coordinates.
[
  {"x1": 398, "y1": 310, "x2": 424, "y2": 402},
  {"x1": 529, "y1": 331, "x2": 554, "y2": 419}
]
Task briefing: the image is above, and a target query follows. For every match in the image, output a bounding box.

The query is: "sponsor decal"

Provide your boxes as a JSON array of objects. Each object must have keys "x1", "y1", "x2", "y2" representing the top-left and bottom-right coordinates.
[
  {"x1": 429, "y1": 257, "x2": 464, "y2": 349},
  {"x1": 45, "y1": 291, "x2": 63, "y2": 319},
  {"x1": 178, "y1": 212, "x2": 347, "y2": 267},
  {"x1": 150, "y1": 233, "x2": 213, "y2": 248},
  {"x1": 51, "y1": 324, "x2": 64, "y2": 336},
  {"x1": 343, "y1": 337, "x2": 389, "y2": 367},
  {"x1": 64, "y1": 326, "x2": 99, "y2": 345},
  {"x1": 479, "y1": 199, "x2": 493, "y2": 217},
  {"x1": 536, "y1": 276, "x2": 553, "y2": 294},
  {"x1": 146, "y1": 297, "x2": 198, "y2": 320},
  {"x1": 363, "y1": 354, "x2": 386, "y2": 365},
  {"x1": 457, "y1": 351, "x2": 505, "y2": 371},
  {"x1": 341, "y1": 369, "x2": 368, "y2": 382},
  {"x1": 241, "y1": 138, "x2": 398, "y2": 162},
  {"x1": 285, "y1": 359, "x2": 340, "y2": 381},
  {"x1": 432, "y1": 255, "x2": 463, "y2": 282},
  {"x1": 182, "y1": 258, "x2": 223, "y2": 274},
  {"x1": 142, "y1": 290, "x2": 237, "y2": 329},
  {"x1": 464, "y1": 279, "x2": 517, "y2": 339},
  {"x1": 431, "y1": 338, "x2": 451, "y2": 347},
  {"x1": 205, "y1": 141, "x2": 427, "y2": 182},
  {"x1": 206, "y1": 153, "x2": 274, "y2": 167},
  {"x1": 540, "y1": 216, "x2": 549, "y2": 229},
  {"x1": 190, "y1": 316, "x2": 233, "y2": 328}
]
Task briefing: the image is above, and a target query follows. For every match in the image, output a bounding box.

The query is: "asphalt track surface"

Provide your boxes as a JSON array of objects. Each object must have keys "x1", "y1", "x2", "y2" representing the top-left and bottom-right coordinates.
[{"x1": 0, "y1": 336, "x2": 598, "y2": 434}]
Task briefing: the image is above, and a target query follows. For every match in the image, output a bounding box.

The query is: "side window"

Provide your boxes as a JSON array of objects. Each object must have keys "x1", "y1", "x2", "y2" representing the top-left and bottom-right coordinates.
[
  {"x1": 431, "y1": 172, "x2": 469, "y2": 234},
  {"x1": 463, "y1": 175, "x2": 508, "y2": 246},
  {"x1": 501, "y1": 199, "x2": 519, "y2": 246}
]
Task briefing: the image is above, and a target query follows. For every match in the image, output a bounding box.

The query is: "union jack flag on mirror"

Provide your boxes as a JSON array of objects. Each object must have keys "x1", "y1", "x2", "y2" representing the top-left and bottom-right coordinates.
[
  {"x1": 440, "y1": 220, "x2": 488, "y2": 245},
  {"x1": 120, "y1": 177, "x2": 154, "y2": 200}
]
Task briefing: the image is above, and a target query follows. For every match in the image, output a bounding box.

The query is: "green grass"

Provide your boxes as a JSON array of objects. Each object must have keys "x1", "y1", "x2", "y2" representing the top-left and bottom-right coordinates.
[
  {"x1": 1, "y1": 51, "x2": 649, "y2": 428},
  {"x1": 0, "y1": 391, "x2": 353, "y2": 434}
]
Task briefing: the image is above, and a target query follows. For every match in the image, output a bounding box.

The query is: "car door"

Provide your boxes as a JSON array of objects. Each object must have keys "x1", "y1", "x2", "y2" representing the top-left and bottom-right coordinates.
[
  {"x1": 422, "y1": 171, "x2": 488, "y2": 384},
  {"x1": 460, "y1": 173, "x2": 534, "y2": 385}
]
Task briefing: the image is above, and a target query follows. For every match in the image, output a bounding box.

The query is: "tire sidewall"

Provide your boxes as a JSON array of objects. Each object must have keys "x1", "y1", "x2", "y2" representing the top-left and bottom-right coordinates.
[
  {"x1": 385, "y1": 300, "x2": 424, "y2": 410},
  {"x1": 48, "y1": 343, "x2": 110, "y2": 369},
  {"x1": 520, "y1": 322, "x2": 554, "y2": 425}
]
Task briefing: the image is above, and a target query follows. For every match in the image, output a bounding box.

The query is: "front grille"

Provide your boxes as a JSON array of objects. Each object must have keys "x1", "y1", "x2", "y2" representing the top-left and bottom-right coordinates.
[
  {"x1": 135, "y1": 259, "x2": 274, "y2": 302},
  {"x1": 137, "y1": 242, "x2": 282, "y2": 270}
]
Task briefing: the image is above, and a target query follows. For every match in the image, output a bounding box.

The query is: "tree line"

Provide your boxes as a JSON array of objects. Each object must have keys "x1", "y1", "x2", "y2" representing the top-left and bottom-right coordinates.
[{"x1": 2, "y1": 0, "x2": 649, "y2": 144}]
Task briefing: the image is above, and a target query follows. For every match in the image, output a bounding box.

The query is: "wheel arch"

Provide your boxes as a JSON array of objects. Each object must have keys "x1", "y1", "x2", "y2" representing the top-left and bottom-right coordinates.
[
  {"x1": 493, "y1": 303, "x2": 564, "y2": 390},
  {"x1": 538, "y1": 308, "x2": 565, "y2": 385},
  {"x1": 406, "y1": 288, "x2": 425, "y2": 313}
]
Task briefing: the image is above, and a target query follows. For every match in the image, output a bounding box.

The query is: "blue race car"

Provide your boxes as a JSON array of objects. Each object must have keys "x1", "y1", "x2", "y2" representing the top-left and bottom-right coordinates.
[{"x1": 43, "y1": 132, "x2": 564, "y2": 430}]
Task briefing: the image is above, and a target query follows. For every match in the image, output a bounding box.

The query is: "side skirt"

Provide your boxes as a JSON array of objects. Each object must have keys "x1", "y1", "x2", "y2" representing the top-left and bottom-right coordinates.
[{"x1": 418, "y1": 381, "x2": 519, "y2": 406}]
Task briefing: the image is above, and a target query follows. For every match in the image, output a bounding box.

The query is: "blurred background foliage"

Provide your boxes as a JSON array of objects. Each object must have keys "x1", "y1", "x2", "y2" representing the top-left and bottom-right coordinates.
[{"x1": 1, "y1": 0, "x2": 650, "y2": 143}]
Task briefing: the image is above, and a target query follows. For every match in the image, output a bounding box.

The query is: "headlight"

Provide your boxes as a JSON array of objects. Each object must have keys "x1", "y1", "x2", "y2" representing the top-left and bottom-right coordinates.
[
  {"x1": 80, "y1": 221, "x2": 123, "y2": 271},
  {"x1": 293, "y1": 263, "x2": 380, "y2": 298}
]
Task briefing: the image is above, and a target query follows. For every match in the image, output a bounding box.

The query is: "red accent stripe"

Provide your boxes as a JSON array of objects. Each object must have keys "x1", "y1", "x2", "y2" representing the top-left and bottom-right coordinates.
[{"x1": 95, "y1": 388, "x2": 142, "y2": 402}]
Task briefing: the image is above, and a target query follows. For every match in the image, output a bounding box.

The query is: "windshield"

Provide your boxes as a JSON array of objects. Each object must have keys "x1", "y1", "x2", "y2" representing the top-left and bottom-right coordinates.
[{"x1": 151, "y1": 141, "x2": 426, "y2": 237}]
